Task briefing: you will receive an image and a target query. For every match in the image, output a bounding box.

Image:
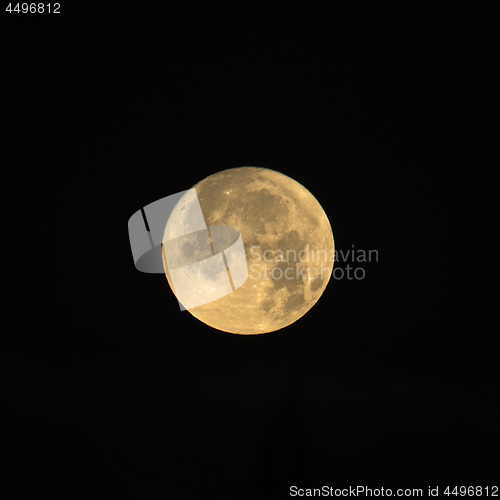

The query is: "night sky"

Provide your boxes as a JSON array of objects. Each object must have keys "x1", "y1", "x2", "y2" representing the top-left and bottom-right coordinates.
[{"x1": 2, "y1": 4, "x2": 497, "y2": 498}]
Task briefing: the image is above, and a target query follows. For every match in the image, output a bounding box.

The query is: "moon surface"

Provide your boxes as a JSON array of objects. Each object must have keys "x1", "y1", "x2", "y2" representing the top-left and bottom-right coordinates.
[{"x1": 162, "y1": 166, "x2": 334, "y2": 334}]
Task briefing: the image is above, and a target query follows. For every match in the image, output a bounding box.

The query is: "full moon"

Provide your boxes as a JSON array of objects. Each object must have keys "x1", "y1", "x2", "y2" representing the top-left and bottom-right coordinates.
[{"x1": 162, "y1": 166, "x2": 334, "y2": 334}]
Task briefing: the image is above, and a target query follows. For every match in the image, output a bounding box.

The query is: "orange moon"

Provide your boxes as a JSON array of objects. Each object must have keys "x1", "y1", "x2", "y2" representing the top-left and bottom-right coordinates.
[{"x1": 162, "y1": 166, "x2": 334, "y2": 334}]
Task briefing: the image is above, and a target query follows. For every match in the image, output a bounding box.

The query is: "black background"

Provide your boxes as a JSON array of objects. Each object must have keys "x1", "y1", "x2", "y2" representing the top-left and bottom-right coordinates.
[{"x1": 2, "y1": 3, "x2": 497, "y2": 498}]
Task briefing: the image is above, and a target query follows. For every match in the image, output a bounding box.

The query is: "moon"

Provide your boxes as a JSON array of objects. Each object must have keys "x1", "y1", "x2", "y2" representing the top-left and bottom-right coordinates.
[{"x1": 162, "y1": 166, "x2": 334, "y2": 335}]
